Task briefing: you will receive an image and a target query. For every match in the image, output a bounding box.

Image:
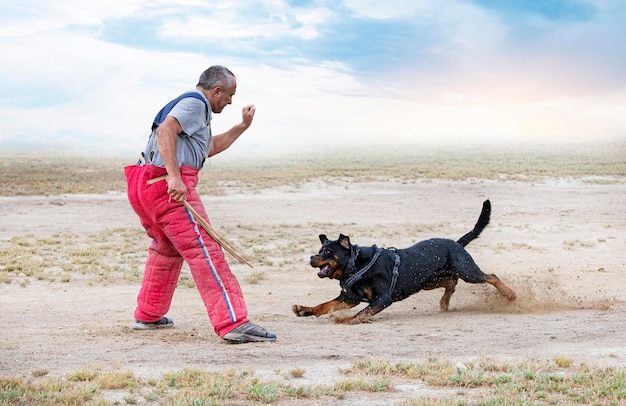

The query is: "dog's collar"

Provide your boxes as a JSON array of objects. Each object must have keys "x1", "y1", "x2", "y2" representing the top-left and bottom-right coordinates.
[{"x1": 345, "y1": 245, "x2": 360, "y2": 274}]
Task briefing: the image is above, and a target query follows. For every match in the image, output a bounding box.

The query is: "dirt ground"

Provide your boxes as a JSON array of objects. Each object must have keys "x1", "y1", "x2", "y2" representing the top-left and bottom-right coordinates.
[{"x1": 1, "y1": 177, "x2": 625, "y2": 404}]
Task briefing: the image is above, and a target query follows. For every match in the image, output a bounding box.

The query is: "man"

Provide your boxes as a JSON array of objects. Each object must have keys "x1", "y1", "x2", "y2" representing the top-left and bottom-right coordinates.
[{"x1": 124, "y1": 65, "x2": 276, "y2": 343}]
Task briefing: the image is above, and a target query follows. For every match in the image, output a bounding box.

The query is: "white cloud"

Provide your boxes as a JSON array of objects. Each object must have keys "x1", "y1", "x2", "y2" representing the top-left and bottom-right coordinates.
[
  {"x1": 159, "y1": 2, "x2": 332, "y2": 41},
  {"x1": 0, "y1": 0, "x2": 625, "y2": 156},
  {"x1": 0, "y1": 27, "x2": 216, "y2": 151},
  {"x1": 0, "y1": 1, "x2": 144, "y2": 37},
  {"x1": 343, "y1": 0, "x2": 437, "y2": 20}
]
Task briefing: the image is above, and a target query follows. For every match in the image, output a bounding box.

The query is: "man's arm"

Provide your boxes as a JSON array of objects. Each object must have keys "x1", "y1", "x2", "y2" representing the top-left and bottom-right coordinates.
[
  {"x1": 156, "y1": 116, "x2": 187, "y2": 202},
  {"x1": 209, "y1": 105, "x2": 256, "y2": 157}
]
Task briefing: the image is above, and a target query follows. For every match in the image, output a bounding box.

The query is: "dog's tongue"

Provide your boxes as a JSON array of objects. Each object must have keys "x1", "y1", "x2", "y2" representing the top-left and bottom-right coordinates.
[{"x1": 317, "y1": 265, "x2": 331, "y2": 278}]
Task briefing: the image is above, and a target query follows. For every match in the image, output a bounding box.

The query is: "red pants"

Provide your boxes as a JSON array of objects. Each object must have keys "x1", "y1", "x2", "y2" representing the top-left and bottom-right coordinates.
[{"x1": 124, "y1": 164, "x2": 248, "y2": 337}]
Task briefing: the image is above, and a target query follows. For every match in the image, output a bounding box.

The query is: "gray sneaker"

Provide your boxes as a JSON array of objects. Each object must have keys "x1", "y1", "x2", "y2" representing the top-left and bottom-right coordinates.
[
  {"x1": 222, "y1": 322, "x2": 277, "y2": 343},
  {"x1": 133, "y1": 317, "x2": 174, "y2": 330}
]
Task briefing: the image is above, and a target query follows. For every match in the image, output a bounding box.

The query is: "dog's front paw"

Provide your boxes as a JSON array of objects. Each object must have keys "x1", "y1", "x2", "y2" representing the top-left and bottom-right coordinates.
[
  {"x1": 328, "y1": 313, "x2": 341, "y2": 323},
  {"x1": 292, "y1": 304, "x2": 309, "y2": 317},
  {"x1": 331, "y1": 313, "x2": 372, "y2": 324},
  {"x1": 330, "y1": 314, "x2": 358, "y2": 324}
]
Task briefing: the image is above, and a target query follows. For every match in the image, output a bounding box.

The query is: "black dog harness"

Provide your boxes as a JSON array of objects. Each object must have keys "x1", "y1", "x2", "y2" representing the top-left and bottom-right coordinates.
[{"x1": 340, "y1": 247, "x2": 401, "y2": 303}]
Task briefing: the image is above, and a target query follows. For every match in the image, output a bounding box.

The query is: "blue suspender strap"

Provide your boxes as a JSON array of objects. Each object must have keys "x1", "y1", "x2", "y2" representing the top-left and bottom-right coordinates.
[{"x1": 151, "y1": 92, "x2": 209, "y2": 130}]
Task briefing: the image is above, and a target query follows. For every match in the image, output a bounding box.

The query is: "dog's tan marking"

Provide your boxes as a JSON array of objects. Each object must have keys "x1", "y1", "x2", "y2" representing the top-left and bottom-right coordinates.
[
  {"x1": 486, "y1": 274, "x2": 517, "y2": 300},
  {"x1": 292, "y1": 300, "x2": 356, "y2": 318}
]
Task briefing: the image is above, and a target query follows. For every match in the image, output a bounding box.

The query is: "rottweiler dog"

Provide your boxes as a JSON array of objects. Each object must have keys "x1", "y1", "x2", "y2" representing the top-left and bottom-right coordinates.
[{"x1": 292, "y1": 200, "x2": 516, "y2": 324}]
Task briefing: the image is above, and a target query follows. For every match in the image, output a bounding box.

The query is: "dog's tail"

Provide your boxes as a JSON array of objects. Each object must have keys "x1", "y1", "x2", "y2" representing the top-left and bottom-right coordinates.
[{"x1": 456, "y1": 199, "x2": 491, "y2": 247}]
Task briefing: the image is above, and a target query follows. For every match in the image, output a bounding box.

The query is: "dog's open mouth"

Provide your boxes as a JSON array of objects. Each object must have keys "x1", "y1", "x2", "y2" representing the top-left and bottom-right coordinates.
[{"x1": 317, "y1": 265, "x2": 332, "y2": 278}]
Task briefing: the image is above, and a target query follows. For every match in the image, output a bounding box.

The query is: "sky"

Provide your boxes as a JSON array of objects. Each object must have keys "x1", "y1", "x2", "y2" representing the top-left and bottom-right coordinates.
[{"x1": 1, "y1": 0, "x2": 625, "y2": 156}]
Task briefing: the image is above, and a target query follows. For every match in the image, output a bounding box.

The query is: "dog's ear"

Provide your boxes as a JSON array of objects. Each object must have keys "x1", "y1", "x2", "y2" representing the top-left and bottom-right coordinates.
[
  {"x1": 319, "y1": 234, "x2": 328, "y2": 243},
  {"x1": 338, "y1": 234, "x2": 351, "y2": 249}
]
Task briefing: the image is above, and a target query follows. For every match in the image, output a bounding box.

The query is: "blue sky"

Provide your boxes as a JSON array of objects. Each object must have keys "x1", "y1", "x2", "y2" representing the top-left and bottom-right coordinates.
[{"x1": 1, "y1": 0, "x2": 625, "y2": 155}]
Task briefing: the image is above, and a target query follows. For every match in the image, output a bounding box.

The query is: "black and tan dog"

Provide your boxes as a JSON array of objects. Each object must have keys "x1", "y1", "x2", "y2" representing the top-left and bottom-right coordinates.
[{"x1": 292, "y1": 200, "x2": 516, "y2": 324}]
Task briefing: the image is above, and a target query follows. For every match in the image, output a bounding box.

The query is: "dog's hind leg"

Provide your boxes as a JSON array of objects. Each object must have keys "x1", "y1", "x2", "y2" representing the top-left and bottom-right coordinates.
[
  {"x1": 438, "y1": 278, "x2": 458, "y2": 311},
  {"x1": 450, "y1": 249, "x2": 516, "y2": 301},
  {"x1": 485, "y1": 274, "x2": 516, "y2": 300},
  {"x1": 423, "y1": 278, "x2": 458, "y2": 311}
]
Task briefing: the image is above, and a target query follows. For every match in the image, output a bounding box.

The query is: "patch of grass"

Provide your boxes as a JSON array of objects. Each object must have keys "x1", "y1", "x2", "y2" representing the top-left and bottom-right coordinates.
[
  {"x1": 95, "y1": 370, "x2": 141, "y2": 390},
  {"x1": 563, "y1": 239, "x2": 598, "y2": 250},
  {"x1": 346, "y1": 357, "x2": 626, "y2": 405},
  {"x1": 0, "y1": 229, "x2": 147, "y2": 285},
  {"x1": 289, "y1": 368, "x2": 306, "y2": 378},
  {"x1": 66, "y1": 368, "x2": 99, "y2": 382},
  {"x1": 3, "y1": 142, "x2": 625, "y2": 196},
  {"x1": 334, "y1": 377, "x2": 391, "y2": 393},
  {"x1": 203, "y1": 142, "x2": 626, "y2": 190},
  {"x1": 0, "y1": 221, "x2": 361, "y2": 286},
  {"x1": 0, "y1": 376, "x2": 99, "y2": 405},
  {"x1": 511, "y1": 241, "x2": 537, "y2": 251},
  {"x1": 245, "y1": 270, "x2": 266, "y2": 284},
  {"x1": 1, "y1": 154, "x2": 127, "y2": 196},
  {"x1": 31, "y1": 369, "x2": 49, "y2": 378},
  {"x1": 554, "y1": 356, "x2": 574, "y2": 368},
  {"x1": 2, "y1": 357, "x2": 626, "y2": 405}
]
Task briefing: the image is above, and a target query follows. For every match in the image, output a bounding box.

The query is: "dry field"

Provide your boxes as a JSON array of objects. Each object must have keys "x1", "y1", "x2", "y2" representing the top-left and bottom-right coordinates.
[{"x1": 1, "y1": 142, "x2": 626, "y2": 405}]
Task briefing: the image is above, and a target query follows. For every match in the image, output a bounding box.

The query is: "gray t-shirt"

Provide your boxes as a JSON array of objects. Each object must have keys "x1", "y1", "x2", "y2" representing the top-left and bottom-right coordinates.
[{"x1": 143, "y1": 90, "x2": 212, "y2": 169}]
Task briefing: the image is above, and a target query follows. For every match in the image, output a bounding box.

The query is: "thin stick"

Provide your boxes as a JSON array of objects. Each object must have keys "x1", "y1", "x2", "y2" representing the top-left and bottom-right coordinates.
[{"x1": 182, "y1": 200, "x2": 254, "y2": 268}]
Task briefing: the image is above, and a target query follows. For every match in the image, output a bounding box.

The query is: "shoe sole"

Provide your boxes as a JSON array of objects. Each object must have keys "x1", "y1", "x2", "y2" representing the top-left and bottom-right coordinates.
[
  {"x1": 222, "y1": 334, "x2": 277, "y2": 344},
  {"x1": 132, "y1": 321, "x2": 174, "y2": 330}
]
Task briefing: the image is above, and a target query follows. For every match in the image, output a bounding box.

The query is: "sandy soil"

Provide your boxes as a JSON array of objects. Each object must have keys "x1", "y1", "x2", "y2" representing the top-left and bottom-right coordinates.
[{"x1": 1, "y1": 177, "x2": 625, "y2": 404}]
